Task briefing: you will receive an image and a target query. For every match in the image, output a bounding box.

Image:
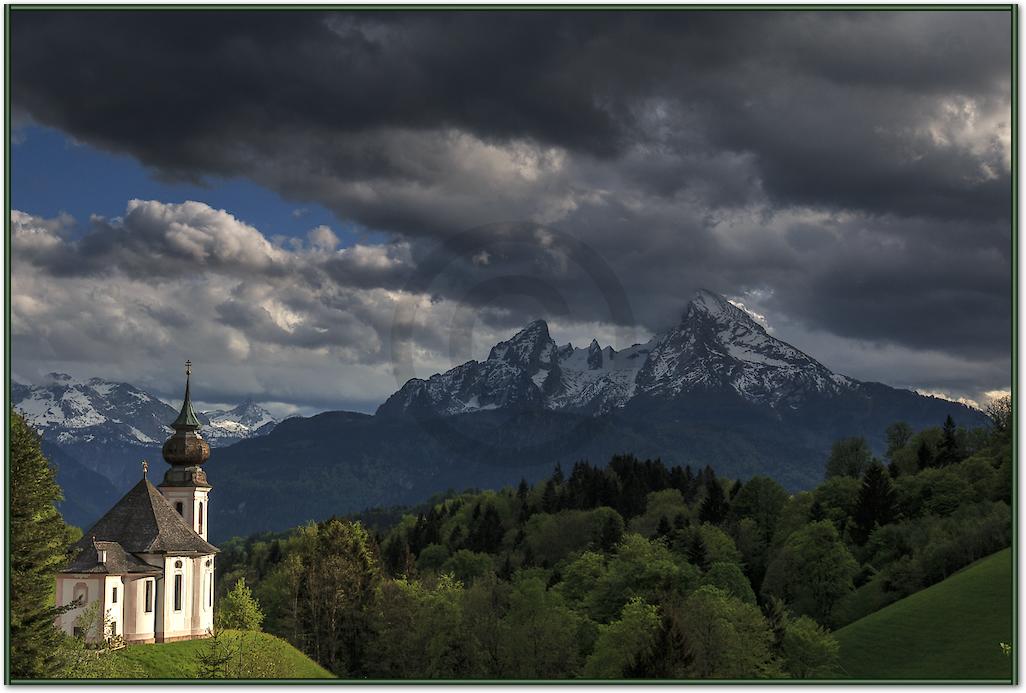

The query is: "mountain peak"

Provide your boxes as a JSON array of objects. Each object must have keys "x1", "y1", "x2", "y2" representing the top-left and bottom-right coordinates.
[
  {"x1": 685, "y1": 289, "x2": 755, "y2": 326},
  {"x1": 487, "y1": 319, "x2": 554, "y2": 365}
]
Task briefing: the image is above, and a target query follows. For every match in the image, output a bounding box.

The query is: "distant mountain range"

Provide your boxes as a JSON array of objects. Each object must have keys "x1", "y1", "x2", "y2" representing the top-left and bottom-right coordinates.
[
  {"x1": 208, "y1": 290, "x2": 988, "y2": 541},
  {"x1": 21, "y1": 291, "x2": 990, "y2": 541},
  {"x1": 379, "y1": 290, "x2": 856, "y2": 418},
  {"x1": 12, "y1": 374, "x2": 277, "y2": 528}
]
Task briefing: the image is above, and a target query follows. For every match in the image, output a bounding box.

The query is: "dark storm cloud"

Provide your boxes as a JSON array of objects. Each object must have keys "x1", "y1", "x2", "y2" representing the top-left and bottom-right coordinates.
[
  {"x1": 10, "y1": 9, "x2": 1013, "y2": 408},
  {"x1": 12, "y1": 10, "x2": 1010, "y2": 220}
]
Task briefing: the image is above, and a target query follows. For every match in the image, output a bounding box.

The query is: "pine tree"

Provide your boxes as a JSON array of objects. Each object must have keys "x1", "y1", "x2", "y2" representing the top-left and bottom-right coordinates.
[
  {"x1": 516, "y1": 478, "x2": 529, "y2": 502},
  {"x1": 10, "y1": 411, "x2": 75, "y2": 679},
  {"x1": 916, "y1": 439, "x2": 934, "y2": 470},
  {"x1": 729, "y1": 479, "x2": 743, "y2": 500},
  {"x1": 808, "y1": 500, "x2": 826, "y2": 523},
  {"x1": 541, "y1": 480, "x2": 559, "y2": 514},
  {"x1": 552, "y1": 463, "x2": 565, "y2": 485},
  {"x1": 852, "y1": 462, "x2": 898, "y2": 546},
  {"x1": 686, "y1": 533, "x2": 710, "y2": 571},
  {"x1": 655, "y1": 515, "x2": 672, "y2": 539},
  {"x1": 698, "y1": 478, "x2": 729, "y2": 525},
  {"x1": 937, "y1": 415, "x2": 962, "y2": 467}
]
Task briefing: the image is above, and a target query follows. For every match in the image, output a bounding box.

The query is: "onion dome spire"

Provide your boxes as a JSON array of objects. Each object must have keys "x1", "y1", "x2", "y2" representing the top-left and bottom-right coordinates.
[
  {"x1": 161, "y1": 360, "x2": 211, "y2": 487},
  {"x1": 171, "y1": 360, "x2": 201, "y2": 430}
]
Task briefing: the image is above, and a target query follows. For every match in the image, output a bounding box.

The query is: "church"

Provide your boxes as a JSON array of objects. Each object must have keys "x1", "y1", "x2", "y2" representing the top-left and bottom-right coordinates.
[{"x1": 55, "y1": 363, "x2": 218, "y2": 644}]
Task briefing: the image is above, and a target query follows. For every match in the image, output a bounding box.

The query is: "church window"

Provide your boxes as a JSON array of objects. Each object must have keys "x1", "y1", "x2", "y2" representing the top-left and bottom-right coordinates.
[
  {"x1": 198, "y1": 502, "x2": 204, "y2": 533},
  {"x1": 207, "y1": 572, "x2": 213, "y2": 607},
  {"x1": 72, "y1": 582, "x2": 88, "y2": 607},
  {"x1": 173, "y1": 574, "x2": 183, "y2": 611},
  {"x1": 175, "y1": 559, "x2": 182, "y2": 568},
  {"x1": 144, "y1": 580, "x2": 153, "y2": 613},
  {"x1": 112, "y1": 586, "x2": 118, "y2": 604},
  {"x1": 175, "y1": 501, "x2": 184, "y2": 515},
  {"x1": 110, "y1": 621, "x2": 117, "y2": 637}
]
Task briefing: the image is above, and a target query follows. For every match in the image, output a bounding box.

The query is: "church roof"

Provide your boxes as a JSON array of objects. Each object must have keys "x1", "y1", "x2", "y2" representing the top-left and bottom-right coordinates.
[
  {"x1": 62, "y1": 540, "x2": 162, "y2": 575},
  {"x1": 70, "y1": 478, "x2": 218, "y2": 558}
]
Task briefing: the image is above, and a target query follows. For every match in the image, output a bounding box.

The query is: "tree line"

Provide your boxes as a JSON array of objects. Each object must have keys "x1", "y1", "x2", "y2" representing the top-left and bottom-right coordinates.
[
  {"x1": 215, "y1": 399, "x2": 1011, "y2": 679},
  {"x1": 9, "y1": 396, "x2": 1011, "y2": 679}
]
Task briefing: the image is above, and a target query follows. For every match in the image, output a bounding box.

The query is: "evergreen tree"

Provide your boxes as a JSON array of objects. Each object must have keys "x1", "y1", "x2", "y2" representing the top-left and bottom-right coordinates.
[
  {"x1": 655, "y1": 516, "x2": 672, "y2": 539},
  {"x1": 916, "y1": 439, "x2": 934, "y2": 470},
  {"x1": 852, "y1": 463, "x2": 898, "y2": 545},
  {"x1": 729, "y1": 479, "x2": 743, "y2": 500},
  {"x1": 10, "y1": 411, "x2": 74, "y2": 679},
  {"x1": 552, "y1": 463, "x2": 565, "y2": 485},
  {"x1": 808, "y1": 500, "x2": 826, "y2": 523},
  {"x1": 686, "y1": 533, "x2": 710, "y2": 571},
  {"x1": 516, "y1": 478, "x2": 529, "y2": 502},
  {"x1": 698, "y1": 479, "x2": 729, "y2": 525},
  {"x1": 936, "y1": 415, "x2": 962, "y2": 467},
  {"x1": 541, "y1": 481, "x2": 559, "y2": 514}
]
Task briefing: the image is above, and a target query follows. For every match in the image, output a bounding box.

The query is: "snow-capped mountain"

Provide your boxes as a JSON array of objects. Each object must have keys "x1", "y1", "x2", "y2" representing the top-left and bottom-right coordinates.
[
  {"x1": 379, "y1": 289, "x2": 858, "y2": 418},
  {"x1": 201, "y1": 400, "x2": 278, "y2": 444},
  {"x1": 12, "y1": 374, "x2": 278, "y2": 448},
  {"x1": 12, "y1": 373, "x2": 180, "y2": 447}
]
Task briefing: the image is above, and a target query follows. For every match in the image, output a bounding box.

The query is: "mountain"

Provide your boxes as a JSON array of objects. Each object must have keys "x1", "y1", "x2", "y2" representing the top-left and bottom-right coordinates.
[
  {"x1": 205, "y1": 290, "x2": 989, "y2": 541},
  {"x1": 12, "y1": 374, "x2": 278, "y2": 525},
  {"x1": 380, "y1": 289, "x2": 858, "y2": 418},
  {"x1": 201, "y1": 399, "x2": 278, "y2": 444}
]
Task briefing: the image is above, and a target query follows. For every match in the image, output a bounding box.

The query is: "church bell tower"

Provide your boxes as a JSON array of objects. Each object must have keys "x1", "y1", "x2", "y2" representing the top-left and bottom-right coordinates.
[{"x1": 159, "y1": 361, "x2": 212, "y2": 540}]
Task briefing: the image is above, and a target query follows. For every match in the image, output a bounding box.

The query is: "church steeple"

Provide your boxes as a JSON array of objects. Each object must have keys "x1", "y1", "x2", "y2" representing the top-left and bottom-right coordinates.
[
  {"x1": 161, "y1": 360, "x2": 210, "y2": 482},
  {"x1": 159, "y1": 361, "x2": 213, "y2": 541},
  {"x1": 171, "y1": 360, "x2": 201, "y2": 430}
]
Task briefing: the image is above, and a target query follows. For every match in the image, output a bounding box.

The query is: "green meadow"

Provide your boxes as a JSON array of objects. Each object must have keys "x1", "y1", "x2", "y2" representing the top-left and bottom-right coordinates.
[{"x1": 835, "y1": 548, "x2": 1013, "y2": 681}]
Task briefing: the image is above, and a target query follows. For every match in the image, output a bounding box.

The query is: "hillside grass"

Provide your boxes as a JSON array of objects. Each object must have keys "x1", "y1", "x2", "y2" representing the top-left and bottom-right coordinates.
[
  {"x1": 835, "y1": 548, "x2": 1013, "y2": 681},
  {"x1": 114, "y1": 630, "x2": 334, "y2": 679}
]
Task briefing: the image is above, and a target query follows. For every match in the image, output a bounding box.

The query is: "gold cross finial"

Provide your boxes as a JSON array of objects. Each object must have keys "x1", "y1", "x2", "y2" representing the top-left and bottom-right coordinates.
[
  {"x1": 185, "y1": 360, "x2": 192, "y2": 377},
  {"x1": 142, "y1": 459, "x2": 149, "y2": 477}
]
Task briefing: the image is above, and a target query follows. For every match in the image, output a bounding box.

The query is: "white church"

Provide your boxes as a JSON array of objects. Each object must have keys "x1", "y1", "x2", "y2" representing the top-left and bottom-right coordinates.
[{"x1": 55, "y1": 363, "x2": 218, "y2": 644}]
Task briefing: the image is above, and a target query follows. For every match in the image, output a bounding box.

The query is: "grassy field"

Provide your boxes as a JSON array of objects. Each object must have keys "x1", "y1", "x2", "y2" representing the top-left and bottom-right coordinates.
[
  {"x1": 835, "y1": 548, "x2": 1013, "y2": 681},
  {"x1": 114, "y1": 630, "x2": 334, "y2": 679}
]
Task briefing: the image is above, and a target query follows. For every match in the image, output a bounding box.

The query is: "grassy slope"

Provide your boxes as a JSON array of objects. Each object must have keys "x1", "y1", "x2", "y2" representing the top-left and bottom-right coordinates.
[
  {"x1": 114, "y1": 630, "x2": 334, "y2": 679},
  {"x1": 835, "y1": 548, "x2": 1013, "y2": 681}
]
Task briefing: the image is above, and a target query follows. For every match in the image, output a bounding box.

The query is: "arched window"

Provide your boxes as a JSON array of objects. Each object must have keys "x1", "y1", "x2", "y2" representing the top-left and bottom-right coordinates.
[
  {"x1": 72, "y1": 582, "x2": 88, "y2": 607},
  {"x1": 198, "y1": 502, "x2": 204, "y2": 534},
  {"x1": 175, "y1": 501, "x2": 184, "y2": 516}
]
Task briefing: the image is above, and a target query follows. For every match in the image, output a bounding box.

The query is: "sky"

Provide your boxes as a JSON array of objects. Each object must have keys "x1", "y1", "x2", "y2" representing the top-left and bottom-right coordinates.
[{"x1": 9, "y1": 10, "x2": 1012, "y2": 417}]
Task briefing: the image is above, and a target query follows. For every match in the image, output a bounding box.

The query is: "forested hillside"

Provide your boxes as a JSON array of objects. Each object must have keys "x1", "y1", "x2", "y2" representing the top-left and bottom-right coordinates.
[{"x1": 215, "y1": 401, "x2": 1011, "y2": 680}]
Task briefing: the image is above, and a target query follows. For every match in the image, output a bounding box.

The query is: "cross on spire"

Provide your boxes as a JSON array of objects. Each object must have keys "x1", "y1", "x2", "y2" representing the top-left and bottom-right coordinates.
[
  {"x1": 142, "y1": 459, "x2": 149, "y2": 478},
  {"x1": 170, "y1": 359, "x2": 201, "y2": 430}
]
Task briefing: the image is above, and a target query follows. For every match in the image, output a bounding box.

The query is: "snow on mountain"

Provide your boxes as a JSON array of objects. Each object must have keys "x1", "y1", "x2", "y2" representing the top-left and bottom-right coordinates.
[
  {"x1": 201, "y1": 400, "x2": 278, "y2": 444},
  {"x1": 378, "y1": 289, "x2": 860, "y2": 418},
  {"x1": 12, "y1": 374, "x2": 278, "y2": 448}
]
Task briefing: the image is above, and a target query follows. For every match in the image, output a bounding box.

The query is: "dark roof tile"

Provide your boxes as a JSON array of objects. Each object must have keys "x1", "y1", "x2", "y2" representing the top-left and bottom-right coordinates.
[{"x1": 71, "y1": 478, "x2": 218, "y2": 558}]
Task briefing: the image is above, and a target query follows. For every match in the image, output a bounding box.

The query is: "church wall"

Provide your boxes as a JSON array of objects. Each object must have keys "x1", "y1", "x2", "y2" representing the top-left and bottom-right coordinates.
[
  {"x1": 124, "y1": 576, "x2": 157, "y2": 644},
  {"x1": 191, "y1": 556, "x2": 215, "y2": 636},
  {"x1": 55, "y1": 575, "x2": 103, "y2": 640},
  {"x1": 103, "y1": 575, "x2": 125, "y2": 641}
]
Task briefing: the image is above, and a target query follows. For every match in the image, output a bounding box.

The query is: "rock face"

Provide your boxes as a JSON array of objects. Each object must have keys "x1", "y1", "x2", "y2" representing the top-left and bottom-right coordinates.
[{"x1": 378, "y1": 289, "x2": 857, "y2": 419}]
